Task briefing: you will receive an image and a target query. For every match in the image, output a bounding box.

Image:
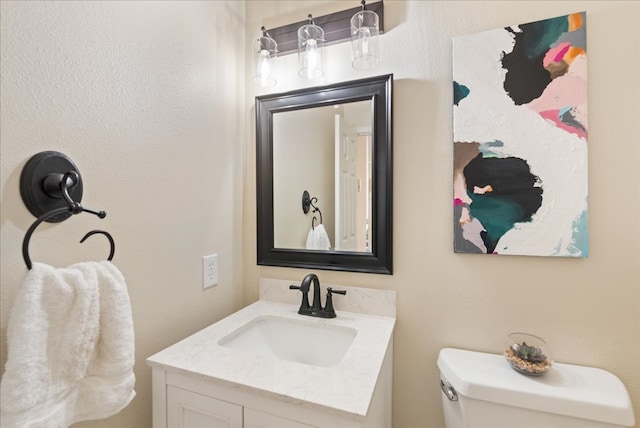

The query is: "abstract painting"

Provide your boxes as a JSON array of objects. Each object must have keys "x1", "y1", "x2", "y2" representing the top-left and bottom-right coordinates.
[{"x1": 453, "y1": 12, "x2": 588, "y2": 257}]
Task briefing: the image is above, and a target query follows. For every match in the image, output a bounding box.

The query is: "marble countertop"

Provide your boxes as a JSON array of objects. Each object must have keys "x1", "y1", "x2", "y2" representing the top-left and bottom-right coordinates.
[{"x1": 146, "y1": 299, "x2": 395, "y2": 419}]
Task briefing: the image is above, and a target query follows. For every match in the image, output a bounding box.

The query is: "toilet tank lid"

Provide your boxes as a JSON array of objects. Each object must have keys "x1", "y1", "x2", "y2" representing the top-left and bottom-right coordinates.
[{"x1": 437, "y1": 348, "x2": 635, "y2": 427}]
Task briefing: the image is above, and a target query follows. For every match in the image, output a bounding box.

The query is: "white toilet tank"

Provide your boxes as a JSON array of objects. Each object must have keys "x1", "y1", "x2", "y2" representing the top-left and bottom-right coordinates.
[{"x1": 437, "y1": 348, "x2": 635, "y2": 428}]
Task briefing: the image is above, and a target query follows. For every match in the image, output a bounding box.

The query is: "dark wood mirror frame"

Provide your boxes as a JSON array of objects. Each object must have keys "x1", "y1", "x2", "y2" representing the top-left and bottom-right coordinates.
[{"x1": 256, "y1": 74, "x2": 393, "y2": 274}]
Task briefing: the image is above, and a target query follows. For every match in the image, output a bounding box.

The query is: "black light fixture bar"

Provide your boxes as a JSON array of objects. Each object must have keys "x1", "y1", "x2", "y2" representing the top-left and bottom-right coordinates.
[{"x1": 267, "y1": 1, "x2": 384, "y2": 55}]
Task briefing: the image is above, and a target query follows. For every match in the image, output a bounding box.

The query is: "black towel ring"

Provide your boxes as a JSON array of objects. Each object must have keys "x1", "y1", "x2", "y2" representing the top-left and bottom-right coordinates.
[
  {"x1": 310, "y1": 197, "x2": 323, "y2": 224},
  {"x1": 20, "y1": 152, "x2": 114, "y2": 270},
  {"x1": 21, "y1": 170, "x2": 108, "y2": 270},
  {"x1": 80, "y1": 230, "x2": 115, "y2": 262},
  {"x1": 302, "y1": 190, "x2": 323, "y2": 228},
  {"x1": 22, "y1": 207, "x2": 112, "y2": 269}
]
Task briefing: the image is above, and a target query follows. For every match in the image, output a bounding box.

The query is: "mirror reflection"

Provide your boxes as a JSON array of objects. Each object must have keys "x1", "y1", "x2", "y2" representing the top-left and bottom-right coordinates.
[{"x1": 273, "y1": 100, "x2": 373, "y2": 252}]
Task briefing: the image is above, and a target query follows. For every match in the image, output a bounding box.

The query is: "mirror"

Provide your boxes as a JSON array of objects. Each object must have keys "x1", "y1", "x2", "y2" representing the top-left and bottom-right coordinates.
[
  {"x1": 256, "y1": 74, "x2": 392, "y2": 274},
  {"x1": 273, "y1": 100, "x2": 373, "y2": 252}
]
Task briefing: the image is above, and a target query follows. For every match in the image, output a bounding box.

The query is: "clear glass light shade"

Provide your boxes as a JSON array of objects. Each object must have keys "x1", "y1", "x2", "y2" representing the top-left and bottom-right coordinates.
[
  {"x1": 252, "y1": 35, "x2": 277, "y2": 88},
  {"x1": 350, "y1": 10, "x2": 380, "y2": 70},
  {"x1": 298, "y1": 24, "x2": 324, "y2": 80}
]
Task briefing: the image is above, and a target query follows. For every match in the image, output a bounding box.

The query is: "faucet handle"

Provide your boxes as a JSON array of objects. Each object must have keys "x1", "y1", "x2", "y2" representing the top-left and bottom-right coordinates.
[
  {"x1": 320, "y1": 287, "x2": 347, "y2": 318},
  {"x1": 290, "y1": 284, "x2": 311, "y2": 314}
]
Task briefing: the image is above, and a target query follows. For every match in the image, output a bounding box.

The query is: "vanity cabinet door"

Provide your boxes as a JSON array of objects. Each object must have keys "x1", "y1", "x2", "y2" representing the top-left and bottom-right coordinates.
[
  {"x1": 167, "y1": 385, "x2": 243, "y2": 428},
  {"x1": 244, "y1": 408, "x2": 317, "y2": 428}
]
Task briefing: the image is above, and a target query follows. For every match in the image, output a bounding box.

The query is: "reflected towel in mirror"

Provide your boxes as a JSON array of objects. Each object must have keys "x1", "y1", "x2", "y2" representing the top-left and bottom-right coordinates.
[{"x1": 306, "y1": 224, "x2": 331, "y2": 250}]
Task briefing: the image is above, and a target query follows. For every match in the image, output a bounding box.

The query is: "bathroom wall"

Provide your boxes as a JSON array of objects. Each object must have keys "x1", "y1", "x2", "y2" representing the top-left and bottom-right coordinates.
[
  {"x1": 0, "y1": 1, "x2": 245, "y2": 427},
  {"x1": 244, "y1": 1, "x2": 640, "y2": 427}
]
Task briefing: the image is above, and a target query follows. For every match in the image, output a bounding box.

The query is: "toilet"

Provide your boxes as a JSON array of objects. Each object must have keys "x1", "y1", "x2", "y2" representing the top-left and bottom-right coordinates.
[{"x1": 437, "y1": 348, "x2": 636, "y2": 428}]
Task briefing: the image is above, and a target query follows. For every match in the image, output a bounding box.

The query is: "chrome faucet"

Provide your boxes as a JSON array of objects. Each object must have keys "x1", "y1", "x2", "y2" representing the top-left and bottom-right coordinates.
[{"x1": 289, "y1": 273, "x2": 346, "y2": 318}]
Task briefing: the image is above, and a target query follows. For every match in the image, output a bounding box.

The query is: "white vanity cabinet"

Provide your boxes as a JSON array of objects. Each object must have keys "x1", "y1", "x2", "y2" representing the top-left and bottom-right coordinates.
[
  {"x1": 165, "y1": 384, "x2": 313, "y2": 428},
  {"x1": 244, "y1": 409, "x2": 315, "y2": 428},
  {"x1": 148, "y1": 293, "x2": 396, "y2": 428},
  {"x1": 153, "y1": 365, "x2": 391, "y2": 428},
  {"x1": 167, "y1": 386, "x2": 242, "y2": 428}
]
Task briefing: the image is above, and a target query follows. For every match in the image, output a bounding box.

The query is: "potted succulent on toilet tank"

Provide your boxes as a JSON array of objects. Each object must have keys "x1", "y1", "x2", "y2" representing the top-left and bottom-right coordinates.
[{"x1": 504, "y1": 333, "x2": 553, "y2": 375}]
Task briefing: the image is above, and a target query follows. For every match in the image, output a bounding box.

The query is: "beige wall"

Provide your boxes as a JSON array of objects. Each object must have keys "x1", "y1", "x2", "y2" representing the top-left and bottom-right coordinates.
[
  {"x1": 1, "y1": 1, "x2": 245, "y2": 427},
  {"x1": 244, "y1": 1, "x2": 639, "y2": 427},
  {"x1": 1, "y1": 1, "x2": 637, "y2": 428}
]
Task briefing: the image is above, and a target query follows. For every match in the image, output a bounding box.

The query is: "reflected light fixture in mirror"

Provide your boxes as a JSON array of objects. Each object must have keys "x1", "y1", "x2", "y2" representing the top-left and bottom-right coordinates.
[
  {"x1": 298, "y1": 14, "x2": 325, "y2": 80},
  {"x1": 351, "y1": 0, "x2": 380, "y2": 70},
  {"x1": 252, "y1": 26, "x2": 278, "y2": 88}
]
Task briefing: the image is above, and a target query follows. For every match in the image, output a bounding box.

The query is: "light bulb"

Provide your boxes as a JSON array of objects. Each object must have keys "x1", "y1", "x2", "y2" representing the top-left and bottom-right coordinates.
[
  {"x1": 357, "y1": 26, "x2": 371, "y2": 56},
  {"x1": 305, "y1": 39, "x2": 319, "y2": 80},
  {"x1": 252, "y1": 28, "x2": 277, "y2": 88},
  {"x1": 257, "y1": 50, "x2": 271, "y2": 87},
  {"x1": 298, "y1": 19, "x2": 324, "y2": 80}
]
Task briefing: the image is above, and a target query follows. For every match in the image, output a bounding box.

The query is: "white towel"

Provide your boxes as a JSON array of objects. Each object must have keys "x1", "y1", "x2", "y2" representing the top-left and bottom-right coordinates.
[
  {"x1": 306, "y1": 224, "x2": 332, "y2": 250},
  {"x1": 0, "y1": 261, "x2": 135, "y2": 428}
]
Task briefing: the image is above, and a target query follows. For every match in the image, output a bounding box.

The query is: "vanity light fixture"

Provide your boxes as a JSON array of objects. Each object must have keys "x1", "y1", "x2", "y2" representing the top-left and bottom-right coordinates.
[
  {"x1": 298, "y1": 15, "x2": 325, "y2": 80},
  {"x1": 350, "y1": 0, "x2": 380, "y2": 70},
  {"x1": 252, "y1": 26, "x2": 278, "y2": 88},
  {"x1": 253, "y1": 2, "x2": 383, "y2": 85}
]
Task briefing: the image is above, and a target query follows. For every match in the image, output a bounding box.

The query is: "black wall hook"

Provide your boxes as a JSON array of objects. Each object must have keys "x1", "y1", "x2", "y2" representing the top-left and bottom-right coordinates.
[
  {"x1": 302, "y1": 190, "x2": 312, "y2": 214},
  {"x1": 20, "y1": 151, "x2": 84, "y2": 223}
]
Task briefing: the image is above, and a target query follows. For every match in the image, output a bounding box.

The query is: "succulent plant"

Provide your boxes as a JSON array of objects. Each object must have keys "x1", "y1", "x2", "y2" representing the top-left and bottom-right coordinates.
[{"x1": 511, "y1": 341, "x2": 547, "y2": 363}]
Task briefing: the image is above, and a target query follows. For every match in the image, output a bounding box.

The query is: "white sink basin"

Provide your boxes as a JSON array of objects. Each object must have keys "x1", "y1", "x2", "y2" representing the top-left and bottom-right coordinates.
[{"x1": 218, "y1": 315, "x2": 357, "y2": 367}]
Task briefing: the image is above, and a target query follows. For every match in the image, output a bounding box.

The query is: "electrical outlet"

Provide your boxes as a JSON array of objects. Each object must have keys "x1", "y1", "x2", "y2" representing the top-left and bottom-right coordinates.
[{"x1": 202, "y1": 254, "x2": 218, "y2": 289}]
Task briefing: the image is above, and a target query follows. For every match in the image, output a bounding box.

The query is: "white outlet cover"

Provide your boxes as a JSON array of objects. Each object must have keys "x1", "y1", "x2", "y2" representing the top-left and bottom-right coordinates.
[{"x1": 203, "y1": 254, "x2": 218, "y2": 289}]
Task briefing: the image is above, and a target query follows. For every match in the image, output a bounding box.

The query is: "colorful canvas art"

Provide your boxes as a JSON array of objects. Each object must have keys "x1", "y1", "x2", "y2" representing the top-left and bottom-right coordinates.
[{"x1": 453, "y1": 12, "x2": 588, "y2": 257}]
